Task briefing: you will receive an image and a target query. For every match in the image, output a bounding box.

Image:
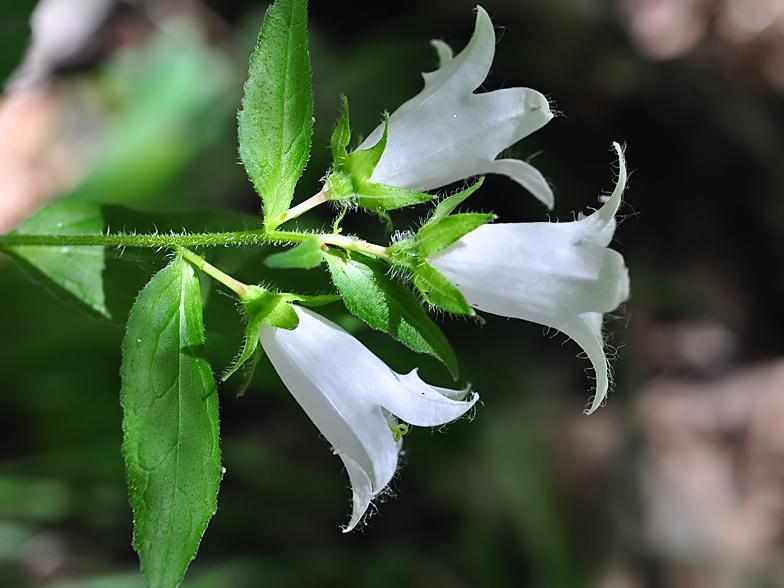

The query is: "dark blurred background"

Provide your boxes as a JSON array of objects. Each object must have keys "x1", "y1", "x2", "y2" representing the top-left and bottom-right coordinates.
[{"x1": 1, "y1": 0, "x2": 784, "y2": 586}]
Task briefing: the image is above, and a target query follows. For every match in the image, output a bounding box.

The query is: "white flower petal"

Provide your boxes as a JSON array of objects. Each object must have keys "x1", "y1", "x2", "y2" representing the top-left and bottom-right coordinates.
[
  {"x1": 381, "y1": 368, "x2": 478, "y2": 426},
  {"x1": 428, "y1": 144, "x2": 629, "y2": 413},
  {"x1": 430, "y1": 39, "x2": 454, "y2": 69},
  {"x1": 478, "y1": 158, "x2": 554, "y2": 209},
  {"x1": 586, "y1": 143, "x2": 627, "y2": 245},
  {"x1": 258, "y1": 306, "x2": 477, "y2": 531},
  {"x1": 338, "y1": 454, "x2": 373, "y2": 533},
  {"x1": 418, "y1": 6, "x2": 495, "y2": 97},
  {"x1": 560, "y1": 312, "x2": 612, "y2": 414},
  {"x1": 358, "y1": 6, "x2": 553, "y2": 204}
]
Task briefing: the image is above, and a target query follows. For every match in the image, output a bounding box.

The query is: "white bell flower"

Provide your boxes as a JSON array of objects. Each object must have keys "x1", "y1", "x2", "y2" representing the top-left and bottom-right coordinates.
[
  {"x1": 358, "y1": 6, "x2": 555, "y2": 208},
  {"x1": 428, "y1": 143, "x2": 629, "y2": 414},
  {"x1": 258, "y1": 305, "x2": 478, "y2": 531}
]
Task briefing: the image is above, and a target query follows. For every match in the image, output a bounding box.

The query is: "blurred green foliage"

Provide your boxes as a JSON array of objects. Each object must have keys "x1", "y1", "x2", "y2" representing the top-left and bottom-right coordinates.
[{"x1": 0, "y1": 0, "x2": 36, "y2": 86}]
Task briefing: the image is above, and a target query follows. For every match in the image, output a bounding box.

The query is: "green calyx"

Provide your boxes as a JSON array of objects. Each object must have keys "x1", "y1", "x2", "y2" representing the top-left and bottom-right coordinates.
[
  {"x1": 223, "y1": 285, "x2": 342, "y2": 383},
  {"x1": 242, "y1": 285, "x2": 300, "y2": 331},
  {"x1": 222, "y1": 286, "x2": 298, "y2": 383},
  {"x1": 386, "y1": 180, "x2": 492, "y2": 317},
  {"x1": 325, "y1": 97, "x2": 435, "y2": 216}
]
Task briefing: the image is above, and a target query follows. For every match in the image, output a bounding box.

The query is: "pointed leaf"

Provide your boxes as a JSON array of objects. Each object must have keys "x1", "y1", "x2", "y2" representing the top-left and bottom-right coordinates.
[
  {"x1": 222, "y1": 320, "x2": 263, "y2": 382},
  {"x1": 356, "y1": 182, "x2": 435, "y2": 212},
  {"x1": 325, "y1": 252, "x2": 458, "y2": 376},
  {"x1": 330, "y1": 96, "x2": 351, "y2": 165},
  {"x1": 414, "y1": 212, "x2": 494, "y2": 257},
  {"x1": 413, "y1": 261, "x2": 474, "y2": 316},
  {"x1": 4, "y1": 202, "x2": 110, "y2": 318},
  {"x1": 121, "y1": 255, "x2": 222, "y2": 588},
  {"x1": 235, "y1": 345, "x2": 265, "y2": 396},
  {"x1": 238, "y1": 0, "x2": 312, "y2": 229},
  {"x1": 224, "y1": 286, "x2": 302, "y2": 381},
  {"x1": 430, "y1": 178, "x2": 484, "y2": 222},
  {"x1": 264, "y1": 238, "x2": 324, "y2": 269}
]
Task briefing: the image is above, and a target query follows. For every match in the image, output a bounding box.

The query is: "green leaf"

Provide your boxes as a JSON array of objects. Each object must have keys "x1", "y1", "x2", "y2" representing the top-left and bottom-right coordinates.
[
  {"x1": 414, "y1": 213, "x2": 495, "y2": 257},
  {"x1": 330, "y1": 96, "x2": 351, "y2": 165},
  {"x1": 224, "y1": 286, "x2": 301, "y2": 381},
  {"x1": 5, "y1": 202, "x2": 111, "y2": 319},
  {"x1": 234, "y1": 345, "x2": 265, "y2": 396},
  {"x1": 238, "y1": 0, "x2": 312, "y2": 230},
  {"x1": 355, "y1": 182, "x2": 435, "y2": 212},
  {"x1": 68, "y1": 32, "x2": 235, "y2": 209},
  {"x1": 413, "y1": 261, "x2": 474, "y2": 316},
  {"x1": 121, "y1": 255, "x2": 222, "y2": 588},
  {"x1": 429, "y1": 178, "x2": 484, "y2": 222},
  {"x1": 325, "y1": 252, "x2": 458, "y2": 376},
  {"x1": 264, "y1": 238, "x2": 324, "y2": 269}
]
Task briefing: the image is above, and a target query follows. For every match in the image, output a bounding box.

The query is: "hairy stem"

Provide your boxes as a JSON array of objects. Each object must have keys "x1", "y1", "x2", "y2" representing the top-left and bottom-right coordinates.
[
  {"x1": 267, "y1": 230, "x2": 389, "y2": 260},
  {"x1": 0, "y1": 229, "x2": 389, "y2": 260},
  {"x1": 179, "y1": 248, "x2": 249, "y2": 298},
  {"x1": 0, "y1": 231, "x2": 268, "y2": 249}
]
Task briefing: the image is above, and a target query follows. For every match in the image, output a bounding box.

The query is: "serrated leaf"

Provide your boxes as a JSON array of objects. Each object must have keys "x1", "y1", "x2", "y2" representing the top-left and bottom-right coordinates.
[
  {"x1": 121, "y1": 255, "x2": 222, "y2": 588},
  {"x1": 264, "y1": 238, "x2": 324, "y2": 269},
  {"x1": 414, "y1": 213, "x2": 494, "y2": 257},
  {"x1": 430, "y1": 178, "x2": 485, "y2": 222},
  {"x1": 238, "y1": 0, "x2": 312, "y2": 229},
  {"x1": 325, "y1": 252, "x2": 458, "y2": 376},
  {"x1": 413, "y1": 261, "x2": 474, "y2": 316},
  {"x1": 5, "y1": 202, "x2": 111, "y2": 318},
  {"x1": 330, "y1": 96, "x2": 351, "y2": 165}
]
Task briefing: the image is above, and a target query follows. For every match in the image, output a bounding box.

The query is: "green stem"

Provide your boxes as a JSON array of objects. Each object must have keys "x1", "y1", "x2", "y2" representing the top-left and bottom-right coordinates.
[
  {"x1": 267, "y1": 230, "x2": 389, "y2": 260},
  {"x1": 179, "y1": 248, "x2": 249, "y2": 298},
  {"x1": 0, "y1": 231, "x2": 268, "y2": 249},
  {"x1": 275, "y1": 187, "x2": 332, "y2": 226},
  {"x1": 0, "y1": 228, "x2": 389, "y2": 260}
]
